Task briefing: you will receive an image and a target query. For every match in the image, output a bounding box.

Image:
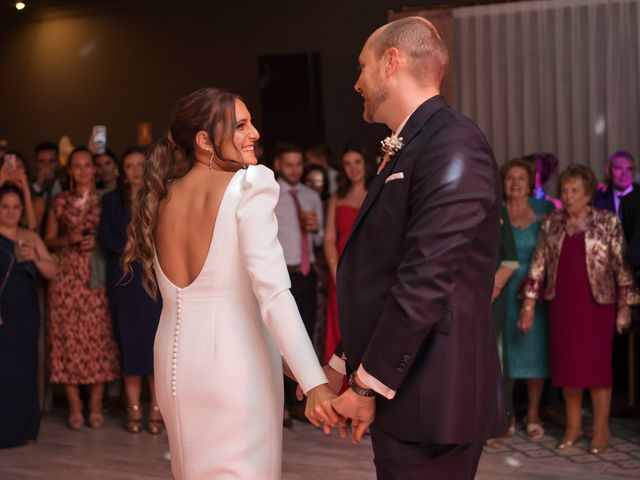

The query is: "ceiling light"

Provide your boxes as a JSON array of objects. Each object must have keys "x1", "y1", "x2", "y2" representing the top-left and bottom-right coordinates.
[{"x1": 15, "y1": 2, "x2": 26, "y2": 10}]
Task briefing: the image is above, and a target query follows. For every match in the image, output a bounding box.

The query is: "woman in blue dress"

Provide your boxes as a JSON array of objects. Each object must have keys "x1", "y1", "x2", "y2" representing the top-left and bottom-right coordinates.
[
  {"x1": 502, "y1": 158, "x2": 554, "y2": 439},
  {"x1": 99, "y1": 148, "x2": 163, "y2": 434},
  {"x1": 0, "y1": 184, "x2": 57, "y2": 448}
]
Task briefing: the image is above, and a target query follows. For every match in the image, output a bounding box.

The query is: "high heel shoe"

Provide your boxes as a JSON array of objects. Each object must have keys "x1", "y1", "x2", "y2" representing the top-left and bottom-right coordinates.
[
  {"x1": 68, "y1": 412, "x2": 84, "y2": 430},
  {"x1": 589, "y1": 444, "x2": 608, "y2": 455},
  {"x1": 556, "y1": 431, "x2": 583, "y2": 450},
  {"x1": 125, "y1": 404, "x2": 142, "y2": 434},
  {"x1": 88, "y1": 411, "x2": 104, "y2": 429},
  {"x1": 147, "y1": 405, "x2": 164, "y2": 435}
]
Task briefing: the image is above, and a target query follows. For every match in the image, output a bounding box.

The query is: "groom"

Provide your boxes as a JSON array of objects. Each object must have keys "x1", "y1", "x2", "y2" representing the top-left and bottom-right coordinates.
[{"x1": 327, "y1": 17, "x2": 508, "y2": 479}]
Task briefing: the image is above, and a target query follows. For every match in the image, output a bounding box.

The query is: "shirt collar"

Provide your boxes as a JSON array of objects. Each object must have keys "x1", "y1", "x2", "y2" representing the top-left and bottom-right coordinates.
[
  {"x1": 394, "y1": 106, "x2": 419, "y2": 137},
  {"x1": 615, "y1": 185, "x2": 634, "y2": 197},
  {"x1": 277, "y1": 177, "x2": 300, "y2": 191}
]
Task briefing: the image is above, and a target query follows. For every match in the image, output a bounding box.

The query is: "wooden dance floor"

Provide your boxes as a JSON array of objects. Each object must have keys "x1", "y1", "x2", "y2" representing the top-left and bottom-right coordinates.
[{"x1": 1, "y1": 411, "x2": 640, "y2": 479}]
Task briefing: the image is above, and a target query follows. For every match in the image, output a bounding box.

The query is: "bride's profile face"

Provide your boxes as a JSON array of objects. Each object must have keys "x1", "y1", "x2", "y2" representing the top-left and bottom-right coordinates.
[{"x1": 232, "y1": 99, "x2": 260, "y2": 166}]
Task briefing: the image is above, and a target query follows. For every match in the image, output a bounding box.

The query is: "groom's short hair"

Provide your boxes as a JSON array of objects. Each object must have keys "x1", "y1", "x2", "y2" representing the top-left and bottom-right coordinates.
[{"x1": 373, "y1": 16, "x2": 449, "y2": 87}]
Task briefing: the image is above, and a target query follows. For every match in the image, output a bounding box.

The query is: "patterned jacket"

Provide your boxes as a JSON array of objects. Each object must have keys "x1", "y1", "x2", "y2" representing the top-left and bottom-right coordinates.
[{"x1": 522, "y1": 208, "x2": 640, "y2": 306}]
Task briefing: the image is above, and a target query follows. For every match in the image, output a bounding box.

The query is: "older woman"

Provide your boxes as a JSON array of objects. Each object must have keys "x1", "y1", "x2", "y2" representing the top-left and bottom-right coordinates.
[
  {"x1": 520, "y1": 164, "x2": 638, "y2": 454},
  {"x1": 502, "y1": 158, "x2": 554, "y2": 439},
  {"x1": 0, "y1": 184, "x2": 56, "y2": 448}
]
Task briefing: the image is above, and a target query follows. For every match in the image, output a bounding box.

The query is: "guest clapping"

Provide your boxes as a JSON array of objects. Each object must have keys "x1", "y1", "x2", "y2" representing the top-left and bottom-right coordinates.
[
  {"x1": 99, "y1": 147, "x2": 163, "y2": 434},
  {"x1": 0, "y1": 185, "x2": 56, "y2": 448},
  {"x1": 44, "y1": 147, "x2": 120, "y2": 431},
  {"x1": 520, "y1": 164, "x2": 638, "y2": 453}
]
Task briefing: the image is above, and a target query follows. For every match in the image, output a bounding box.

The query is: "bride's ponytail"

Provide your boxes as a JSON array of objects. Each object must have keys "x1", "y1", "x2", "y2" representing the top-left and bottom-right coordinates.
[{"x1": 122, "y1": 87, "x2": 240, "y2": 299}]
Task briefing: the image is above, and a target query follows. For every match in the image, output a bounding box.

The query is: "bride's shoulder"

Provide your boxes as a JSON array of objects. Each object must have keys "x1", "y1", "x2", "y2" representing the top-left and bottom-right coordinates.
[{"x1": 243, "y1": 164, "x2": 278, "y2": 191}]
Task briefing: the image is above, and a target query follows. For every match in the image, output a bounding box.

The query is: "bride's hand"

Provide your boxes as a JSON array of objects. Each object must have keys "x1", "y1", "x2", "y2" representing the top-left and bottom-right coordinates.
[{"x1": 304, "y1": 383, "x2": 345, "y2": 435}]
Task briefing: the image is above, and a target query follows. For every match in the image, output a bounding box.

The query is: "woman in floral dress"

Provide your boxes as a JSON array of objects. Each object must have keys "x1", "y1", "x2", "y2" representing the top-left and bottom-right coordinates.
[{"x1": 45, "y1": 147, "x2": 120, "y2": 430}]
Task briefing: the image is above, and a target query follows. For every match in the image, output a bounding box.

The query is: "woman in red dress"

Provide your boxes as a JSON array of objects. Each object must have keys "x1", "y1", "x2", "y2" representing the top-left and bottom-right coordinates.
[
  {"x1": 45, "y1": 147, "x2": 120, "y2": 430},
  {"x1": 323, "y1": 144, "x2": 375, "y2": 363},
  {"x1": 520, "y1": 164, "x2": 638, "y2": 454}
]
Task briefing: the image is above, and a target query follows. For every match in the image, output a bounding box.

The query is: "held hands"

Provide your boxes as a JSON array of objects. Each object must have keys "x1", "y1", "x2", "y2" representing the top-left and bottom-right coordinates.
[
  {"x1": 332, "y1": 373, "x2": 376, "y2": 444},
  {"x1": 617, "y1": 305, "x2": 632, "y2": 334},
  {"x1": 304, "y1": 384, "x2": 346, "y2": 436}
]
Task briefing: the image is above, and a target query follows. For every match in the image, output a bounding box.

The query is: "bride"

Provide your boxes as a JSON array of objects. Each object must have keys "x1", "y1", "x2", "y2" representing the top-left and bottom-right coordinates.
[{"x1": 124, "y1": 87, "x2": 341, "y2": 479}]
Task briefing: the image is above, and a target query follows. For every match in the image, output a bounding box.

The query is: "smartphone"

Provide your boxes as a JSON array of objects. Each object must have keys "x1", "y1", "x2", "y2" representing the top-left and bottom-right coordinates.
[{"x1": 92, "y1": 125, "x2": 107, "y2": 154}]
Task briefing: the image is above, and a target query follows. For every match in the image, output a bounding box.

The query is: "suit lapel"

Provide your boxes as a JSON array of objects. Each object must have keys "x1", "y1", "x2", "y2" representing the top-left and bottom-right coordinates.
[{"x1": 339, "y1": 95, "x2": 449, "y2": 265}]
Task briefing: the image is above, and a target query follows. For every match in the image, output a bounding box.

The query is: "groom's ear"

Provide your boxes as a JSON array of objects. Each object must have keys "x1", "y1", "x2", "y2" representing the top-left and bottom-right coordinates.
[{"x1": 383, "y1": 47, "x2": 400, "y2": 77}]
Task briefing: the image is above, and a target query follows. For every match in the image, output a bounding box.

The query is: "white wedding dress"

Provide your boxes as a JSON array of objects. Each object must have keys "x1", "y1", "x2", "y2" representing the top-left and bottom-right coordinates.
[{"x1": 153, "y1": 165, "x2": 327, "y2": 480}]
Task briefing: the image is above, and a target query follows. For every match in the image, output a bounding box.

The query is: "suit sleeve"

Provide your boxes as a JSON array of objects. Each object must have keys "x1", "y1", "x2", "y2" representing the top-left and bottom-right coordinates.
[
  {"x1": 359, "y1": 120, "x2": 498, "y2": 391},
  {"x1": 237, "y1": 165, "x2": 327, "y2": 393}
]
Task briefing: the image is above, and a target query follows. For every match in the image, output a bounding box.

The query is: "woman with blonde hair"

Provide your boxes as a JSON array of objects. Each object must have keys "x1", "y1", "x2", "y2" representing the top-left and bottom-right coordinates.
[{"x1": 124, "y1": 87, "x2": 339, "y2": 479}]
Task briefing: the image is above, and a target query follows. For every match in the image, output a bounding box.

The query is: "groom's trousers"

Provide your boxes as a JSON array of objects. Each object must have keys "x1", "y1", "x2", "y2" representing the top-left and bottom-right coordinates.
[{"x1": 370, "y1": 424, "x2": 483, "y2": 480}]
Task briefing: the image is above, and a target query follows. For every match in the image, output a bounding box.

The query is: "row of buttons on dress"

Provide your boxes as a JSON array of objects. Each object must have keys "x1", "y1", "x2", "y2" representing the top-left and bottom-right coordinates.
[{"x1": 172, "y1": 288, "x2": 183, "y2": 397}]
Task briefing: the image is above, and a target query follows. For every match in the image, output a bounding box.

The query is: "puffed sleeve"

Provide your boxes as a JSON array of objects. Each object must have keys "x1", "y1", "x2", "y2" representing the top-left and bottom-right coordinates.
[
  {"x1": 236, "y1": 165, "x2": 327, "y2": 393},
  {"x1": 521, "y1": 215, "x2": 549, "y2": 300},
  {"x1": 608, "y1": 214, "x2": 640, "y2": 306}
]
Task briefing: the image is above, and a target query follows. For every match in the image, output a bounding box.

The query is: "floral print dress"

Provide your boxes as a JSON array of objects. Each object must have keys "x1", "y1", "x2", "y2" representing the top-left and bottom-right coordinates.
[{"x1": 48, "y1": 190, "x2": 120, "y2": 384}]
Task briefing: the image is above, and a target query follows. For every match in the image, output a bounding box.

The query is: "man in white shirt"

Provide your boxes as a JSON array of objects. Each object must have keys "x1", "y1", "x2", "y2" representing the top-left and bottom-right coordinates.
[{"x1": 273, "y1": 143, "x2": 324, "y2": 424}]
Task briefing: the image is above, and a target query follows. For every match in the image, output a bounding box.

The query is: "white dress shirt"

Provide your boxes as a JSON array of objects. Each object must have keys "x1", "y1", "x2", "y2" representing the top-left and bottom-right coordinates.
[
  {"x1": 614, "y1": 185, "x2": 634, "y2": 214},
  {"x1": 274, "y1": 178, "x2": 324, "y2": 266}
]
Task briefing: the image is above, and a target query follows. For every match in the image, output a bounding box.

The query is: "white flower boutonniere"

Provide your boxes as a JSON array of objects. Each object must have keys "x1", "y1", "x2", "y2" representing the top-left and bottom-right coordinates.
[{"x1": 377, "y1": 134, "x2": 404, "y2": 174}]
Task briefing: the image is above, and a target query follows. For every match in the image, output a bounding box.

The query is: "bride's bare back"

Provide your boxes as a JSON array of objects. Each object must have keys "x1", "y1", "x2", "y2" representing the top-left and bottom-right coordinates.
[{"x1": 154, "y1": 167, "x2": 236, "y2": 288}]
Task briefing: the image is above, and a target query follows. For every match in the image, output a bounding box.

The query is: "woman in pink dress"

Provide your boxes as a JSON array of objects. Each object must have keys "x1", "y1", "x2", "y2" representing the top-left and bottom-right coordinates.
[
  {"x1": 520, "y1": 164, "x2": 638, "y2": 454},
  {"x1": 323, "y1": 144, "x2": 375, "y2": 363}
]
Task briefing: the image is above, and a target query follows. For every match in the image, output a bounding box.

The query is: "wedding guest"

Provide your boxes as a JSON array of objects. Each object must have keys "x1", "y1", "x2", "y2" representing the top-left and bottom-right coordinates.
[
  {"x1": 0, "y1": 185, "x2": 56, "y2": 448},
  {"x1": 31, "y1": 142, "x2": 60, "y2": 230},
  {"x1": 95, "y1": 148, "x2": 119, "y2": 192},
  {"x1": 44, "y1": 146, "x2": 120, "y2": 431},
  {"x1": 523, "y1": 153, "x2": 562, "y2": 209},
  {"x1": 99, "y1": 147, "x2": 163, "y2": 434},
  {"x1": 303, "y1": 164, "x2": 330, "y2": 202},
  {"x1": 520, "y1": 164, "x2": 638, "y2": 453},
  {"x1": 595, "y1": 151, "x2": 637, "y2": 216},
  {"x1": 485, "y1": 205, "x2": 518, "y2": 448},
  {"x1": 305, "y1": 143, "x2": 339, "y2": 194},
  {"x1": 502, "y1": 158, "x2": 554, "y2": 439},
  {"x1": 323, "y1": 143, "x2": 374, "y2": 362},
  {"x1": 273, "y1": 142, "x2": 324, "y2": 425},
  {"x1": 1, "y1": 152, "x2": 37, "y2": 231}
]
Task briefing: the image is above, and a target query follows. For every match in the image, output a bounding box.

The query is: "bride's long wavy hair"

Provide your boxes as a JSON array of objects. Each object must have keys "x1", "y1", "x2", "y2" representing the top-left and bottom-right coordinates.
[{"x1": 122, "y1": 87, "x2": 240, "y2": 299}]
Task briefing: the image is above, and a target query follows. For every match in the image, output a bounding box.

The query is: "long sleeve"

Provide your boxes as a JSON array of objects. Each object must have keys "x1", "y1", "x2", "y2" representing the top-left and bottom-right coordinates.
[
  {"x1": 236, "y1": 165, "x2": 327, "y2": 394},
  {"x1": 358, "y1": 120, "x2": 498, "y2": 391},
  {"x1": 608, "y1": 215, "x2": 640, "y2": 306},
  {"x1": 521, "y1": 217, "x2": 549, "y2": 301}
]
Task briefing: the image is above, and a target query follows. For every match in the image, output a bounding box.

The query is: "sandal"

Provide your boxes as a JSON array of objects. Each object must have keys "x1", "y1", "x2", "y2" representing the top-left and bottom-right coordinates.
[
  {"x1": 148, "y1": 404, "x2": 164, "y2": 435},
  {"x1": 484, "y1": 437, "x2": 503, "y2": 448},
  {"x1": 68, "y1": 412, "x2": 84, "y2": 430},
  {"x1": 88, "y1": 411, "x2": 104, "y2": 429},
  {"x1": 524, "y1": 417, "x2": 545, "y2": 440},
  {"x1": 126, "y1": 404, "x2": 143, "y2": 434},
  {"x1": 505, "y1": 415, "x2": 516, "y2": 437}
]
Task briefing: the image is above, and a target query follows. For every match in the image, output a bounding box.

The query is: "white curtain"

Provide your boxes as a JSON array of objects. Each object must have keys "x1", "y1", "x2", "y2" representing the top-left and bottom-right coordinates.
[{"x1": 453, "y1": 0, "x2": 640, "y2": 183}]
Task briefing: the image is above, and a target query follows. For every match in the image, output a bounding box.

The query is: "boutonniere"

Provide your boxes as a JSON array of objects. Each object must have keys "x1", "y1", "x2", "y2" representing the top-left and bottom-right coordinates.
[{"x1": 377, "y1": 134, "x2": 404, "y2": 174}]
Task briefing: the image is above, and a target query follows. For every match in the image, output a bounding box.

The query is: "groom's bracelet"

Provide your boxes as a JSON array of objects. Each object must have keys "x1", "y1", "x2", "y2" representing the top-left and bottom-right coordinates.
[{"x1": 348, "y1": 372, "x2": 376, "y2": 397}]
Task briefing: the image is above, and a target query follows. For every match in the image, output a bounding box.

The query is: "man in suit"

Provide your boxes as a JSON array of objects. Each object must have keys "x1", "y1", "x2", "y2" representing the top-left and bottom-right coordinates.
[
  {"x1": 325, "y1": 17, "x2": 507, "y2": 479},
  {"x1": 594, "y1": 151, "x2": 637, "y2": 216}
]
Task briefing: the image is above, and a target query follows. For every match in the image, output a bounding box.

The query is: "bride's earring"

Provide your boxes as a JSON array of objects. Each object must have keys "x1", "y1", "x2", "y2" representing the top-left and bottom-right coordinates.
[{"x1": 208, "y1": 148, "x2": 214, "y2": 169}]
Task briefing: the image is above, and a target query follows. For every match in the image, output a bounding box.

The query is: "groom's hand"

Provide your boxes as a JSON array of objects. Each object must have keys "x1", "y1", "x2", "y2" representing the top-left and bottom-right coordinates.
[{"x1": 332, "y1": 377, "x2": 375, "y2": 444}]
